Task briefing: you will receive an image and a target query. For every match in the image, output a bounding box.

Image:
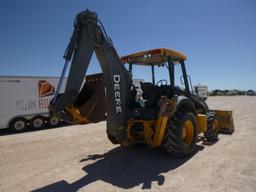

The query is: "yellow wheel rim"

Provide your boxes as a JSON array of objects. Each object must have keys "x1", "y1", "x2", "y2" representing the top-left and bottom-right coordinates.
[{"x1": 182, "y1": 120, "x2": 194, "y2": 145}]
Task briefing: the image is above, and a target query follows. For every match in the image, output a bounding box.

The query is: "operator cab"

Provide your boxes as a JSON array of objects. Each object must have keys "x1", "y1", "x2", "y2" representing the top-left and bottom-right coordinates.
[{"x1": 121, "y1": 48, "x2": 190, "y2": 120}]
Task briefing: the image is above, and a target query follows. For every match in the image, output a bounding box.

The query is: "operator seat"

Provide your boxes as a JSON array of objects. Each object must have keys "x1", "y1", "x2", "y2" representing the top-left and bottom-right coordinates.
[
  {"x1": 129, "y1": 82, "x2": 160, "y2": 120},
  {"x1": 140, "y1": 82, "x2": 159, "y2": 107}
]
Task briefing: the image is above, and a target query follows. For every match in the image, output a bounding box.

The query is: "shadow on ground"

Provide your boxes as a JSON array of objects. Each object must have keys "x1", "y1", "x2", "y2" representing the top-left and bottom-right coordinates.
[{"x1": 33, "y1": 145, "x2": 203, "y2": 191}]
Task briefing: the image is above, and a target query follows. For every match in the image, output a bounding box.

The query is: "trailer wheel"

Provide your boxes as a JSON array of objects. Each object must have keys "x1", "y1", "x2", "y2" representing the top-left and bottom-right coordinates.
[
  {"x1": 10, "y1": 117, "x2": 28, "y2": 132},
  {"x1": 48, "y1": 117, "x2": 60, "y2": 127},
  {"x1": 162, "y1": 110, "x2": 198, "y2": 157},
  {"x1": 30, "y1": 116, "x2": 45, "y2": 129}
]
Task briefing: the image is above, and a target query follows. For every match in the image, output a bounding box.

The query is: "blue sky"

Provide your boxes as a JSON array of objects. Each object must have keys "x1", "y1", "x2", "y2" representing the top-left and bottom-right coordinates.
[{"x1": 0, "y1": 0, "x2": 255, "y2": 90}]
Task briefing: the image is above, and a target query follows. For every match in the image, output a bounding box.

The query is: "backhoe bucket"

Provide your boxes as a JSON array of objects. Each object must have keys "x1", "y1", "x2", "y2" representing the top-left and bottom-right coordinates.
[
  {"x1": 214, "y1": 110, "x2": 234, "y2": 134},
  {"x1": 74, "y1": 73, "x2": 106, "y2": 123}
]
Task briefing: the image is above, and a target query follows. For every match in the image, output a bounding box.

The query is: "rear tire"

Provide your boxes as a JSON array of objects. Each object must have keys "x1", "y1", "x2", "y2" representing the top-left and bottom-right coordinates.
[
  {"x1": 30, "y1": 116, "x2": 45, "y2": 129},
  {"x1": 162, "y1": 110, "x2": 198, "y2": 157},
  {"x1": 10, "y1": 117, "x2": 28, "y2": 132},
  {"x1": 204, "y1": 112, "x2": 218, "y2": 142}
]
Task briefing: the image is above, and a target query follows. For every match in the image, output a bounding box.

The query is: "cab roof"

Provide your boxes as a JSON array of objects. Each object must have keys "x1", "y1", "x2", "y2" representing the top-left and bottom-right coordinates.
[{"x1": 120, "y1": 48, "x2": 187, "y2": 66}]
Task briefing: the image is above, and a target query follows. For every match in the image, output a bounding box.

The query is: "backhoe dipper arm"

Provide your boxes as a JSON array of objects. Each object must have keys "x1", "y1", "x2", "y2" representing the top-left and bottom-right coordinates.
[{"x1": 49, "y1": 10, "x2": 132, "y2": 143}]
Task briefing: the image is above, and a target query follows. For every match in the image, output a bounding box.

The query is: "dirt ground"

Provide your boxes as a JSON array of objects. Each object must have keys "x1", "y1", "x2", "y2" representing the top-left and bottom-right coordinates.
[{"x1": 0, "y1": 96, "x2": 256, "y2": 192}]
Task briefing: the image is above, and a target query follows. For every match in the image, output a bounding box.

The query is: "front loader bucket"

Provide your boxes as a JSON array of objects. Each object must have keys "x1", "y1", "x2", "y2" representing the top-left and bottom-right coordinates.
[
  {"x1": 214, "y1": 110, "x2": 234, "y2": 134},
  {"x1": 74, "y1": 73, "x2": 106, "y2": 123}
]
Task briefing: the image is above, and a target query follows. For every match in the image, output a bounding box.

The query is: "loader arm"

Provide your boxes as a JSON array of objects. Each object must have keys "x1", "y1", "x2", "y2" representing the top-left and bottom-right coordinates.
[{"x1": 49, "y1": 10, "x2": 132, "y2": 143}]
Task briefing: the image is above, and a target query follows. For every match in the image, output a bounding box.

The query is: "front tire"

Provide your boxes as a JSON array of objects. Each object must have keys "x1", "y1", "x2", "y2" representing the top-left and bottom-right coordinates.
[
  {"x1": 162, "y1": 110, "x2": 198, "y2": 157},
  {"x1": 204, "y1": 112, "x2": 218, "y2": 142}
]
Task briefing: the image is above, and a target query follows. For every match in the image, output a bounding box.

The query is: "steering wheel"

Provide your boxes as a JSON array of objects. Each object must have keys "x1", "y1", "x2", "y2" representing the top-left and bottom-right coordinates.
[{"x1": 156, "y1": 79, "x2": 168, "y2": 86}]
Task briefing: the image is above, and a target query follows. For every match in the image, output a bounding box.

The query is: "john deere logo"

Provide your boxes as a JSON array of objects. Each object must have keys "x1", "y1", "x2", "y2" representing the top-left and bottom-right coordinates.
[{"x1": 38, "y1": 80, "x2": 55, "y2": 98}]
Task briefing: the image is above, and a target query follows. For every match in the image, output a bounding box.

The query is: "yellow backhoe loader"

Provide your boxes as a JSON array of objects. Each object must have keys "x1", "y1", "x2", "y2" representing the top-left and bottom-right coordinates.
[{"x1": 49, "y1": 10, "x2": 234, "y2": 156}]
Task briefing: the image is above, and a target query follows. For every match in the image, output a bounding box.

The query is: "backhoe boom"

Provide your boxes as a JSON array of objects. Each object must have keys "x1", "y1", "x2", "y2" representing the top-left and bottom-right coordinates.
[{"x1": 49, "y1": 10, "x2": 132, "y2": 143}]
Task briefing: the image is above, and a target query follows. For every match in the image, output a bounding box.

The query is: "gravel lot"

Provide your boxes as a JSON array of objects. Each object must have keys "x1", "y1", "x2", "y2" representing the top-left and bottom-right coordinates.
[{"x1": 0, "y1": 96, "x2": 256, "y2": 192}]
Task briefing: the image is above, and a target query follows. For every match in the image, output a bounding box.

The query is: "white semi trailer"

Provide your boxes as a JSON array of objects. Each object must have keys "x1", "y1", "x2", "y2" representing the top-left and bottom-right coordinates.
[
  {"x1": 0, "y1": 75, "x2": 145, "y2": 132},
  {"x1": 0, "y1": 76, "x2": 66, "y2": 131}
]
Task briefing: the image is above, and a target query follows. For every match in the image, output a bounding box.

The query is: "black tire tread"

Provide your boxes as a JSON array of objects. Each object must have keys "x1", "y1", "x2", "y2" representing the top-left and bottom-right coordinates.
[
  {"x1": 204, "y1": 112, "x2": 219, "y2": 141},
  {"x1": 162, "y1": 109, "x2": 197, "y2": 157}
]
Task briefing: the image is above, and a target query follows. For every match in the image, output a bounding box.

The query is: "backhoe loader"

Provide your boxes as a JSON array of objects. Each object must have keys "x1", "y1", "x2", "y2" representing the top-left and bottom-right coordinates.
[{"x1": 49, "y1": 10, "x2": 234, "y2": 156}]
